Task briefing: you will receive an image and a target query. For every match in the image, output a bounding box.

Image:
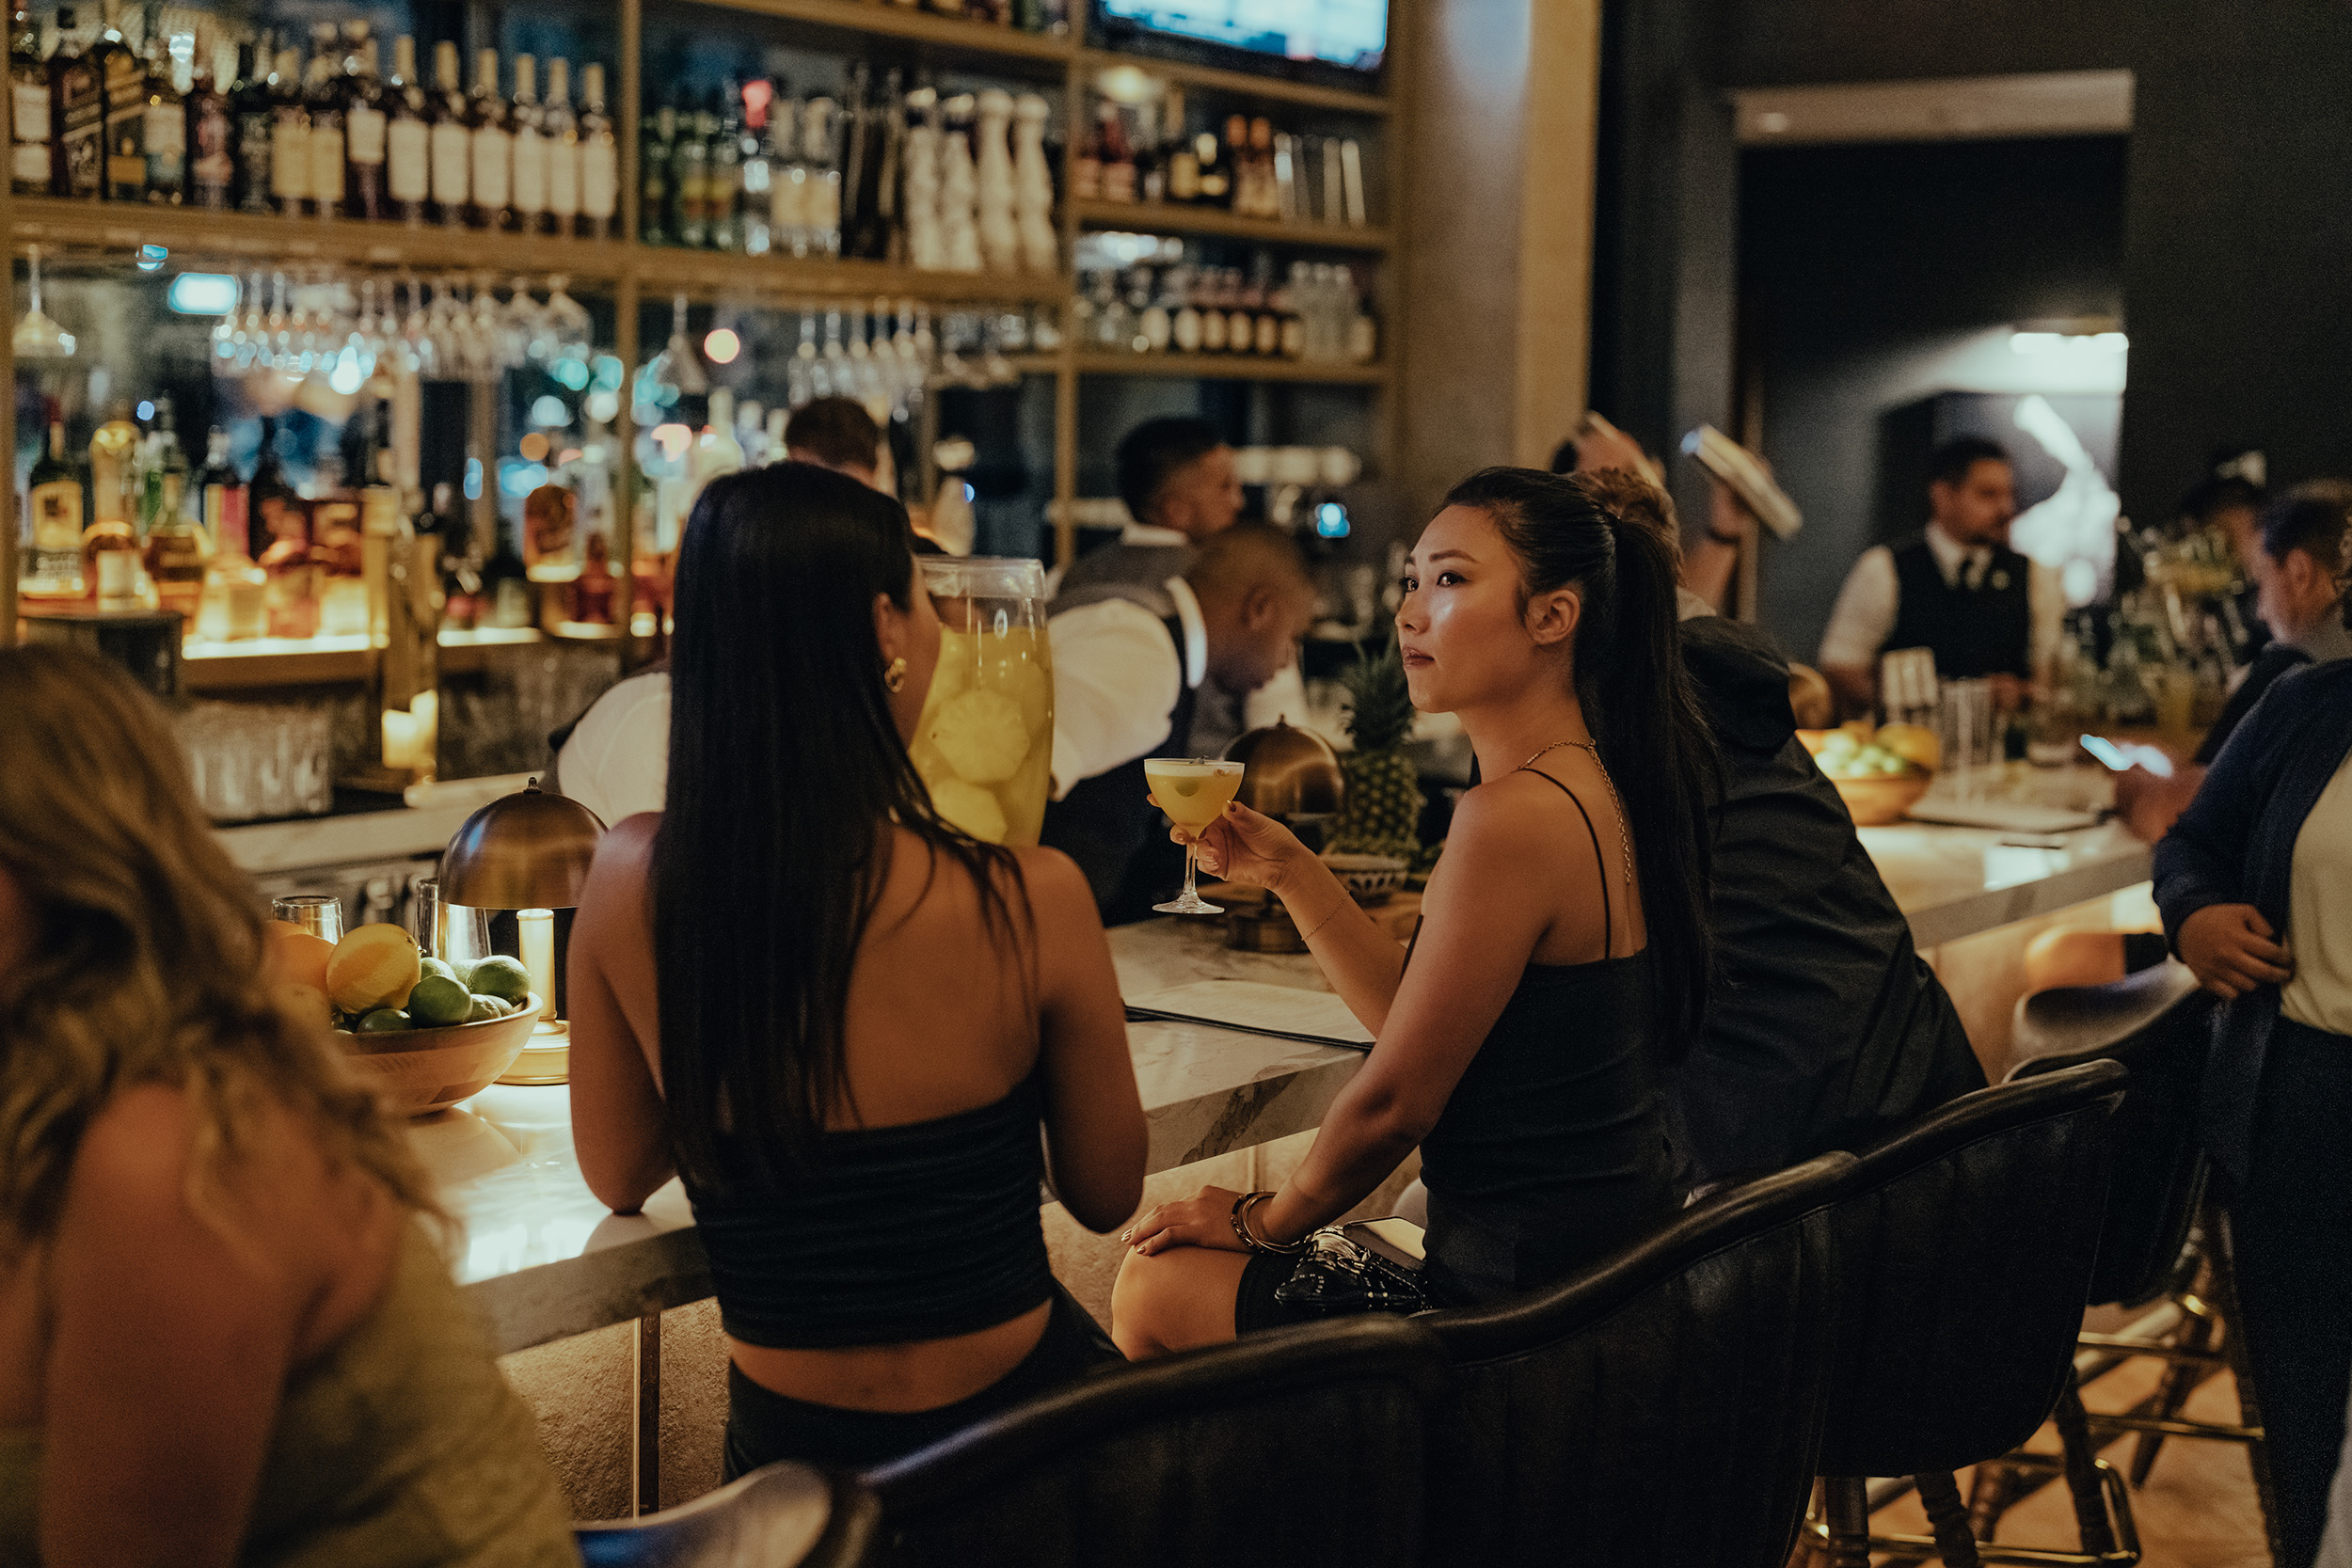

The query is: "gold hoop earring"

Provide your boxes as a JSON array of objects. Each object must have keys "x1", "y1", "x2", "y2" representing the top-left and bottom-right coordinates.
[{"x1": 882, "y1": 657, "x2": 909, "y2": 694}]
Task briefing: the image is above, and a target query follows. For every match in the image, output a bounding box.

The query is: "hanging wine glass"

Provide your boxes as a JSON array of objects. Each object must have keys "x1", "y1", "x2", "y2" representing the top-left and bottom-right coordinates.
[
  {"x1": 543, "y1": 274, "x2": 592, "y2": 363},
  {"x1": 643, "y1": 291, "x2": 707, "y2": 400},
  {"x1": 14, "y1": 245, "x2": 77, "y2": 360}
]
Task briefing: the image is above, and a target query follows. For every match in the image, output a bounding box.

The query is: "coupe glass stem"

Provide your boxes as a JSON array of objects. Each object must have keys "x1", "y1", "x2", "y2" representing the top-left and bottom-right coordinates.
[{"x1": 1180, "y1": 840, "x2": 1200, "y2": 905}]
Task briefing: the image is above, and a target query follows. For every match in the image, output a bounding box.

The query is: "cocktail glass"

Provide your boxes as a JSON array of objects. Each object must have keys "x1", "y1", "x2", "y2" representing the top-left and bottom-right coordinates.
[{"x1": 1146, "y1": 757, "x2": 1248, "y2": 916}]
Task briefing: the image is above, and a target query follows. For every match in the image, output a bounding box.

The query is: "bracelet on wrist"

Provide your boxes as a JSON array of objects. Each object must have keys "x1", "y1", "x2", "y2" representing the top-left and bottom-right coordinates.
[{"x1": 1230, "y1": 1190, "x2": 1308, "y2": 1254}]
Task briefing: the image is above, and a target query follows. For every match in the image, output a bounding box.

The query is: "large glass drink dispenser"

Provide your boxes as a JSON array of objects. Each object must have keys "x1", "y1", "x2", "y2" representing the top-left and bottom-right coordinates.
[{"x1": 911, "y1": 557, "x2": 1055, "y2": 846}]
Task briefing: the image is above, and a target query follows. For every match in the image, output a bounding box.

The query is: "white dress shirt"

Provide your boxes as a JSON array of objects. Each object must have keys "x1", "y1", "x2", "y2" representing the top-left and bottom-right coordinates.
[
  {"x1": 1048, "y1": 576, "x2": 1207, "y2": 799},
  {"x1": 553, "y1": 670, "x2": 672, "y2": 827},
  {"x1": 1817, "y1": 522, "x2": 2065, "y2": 674}
]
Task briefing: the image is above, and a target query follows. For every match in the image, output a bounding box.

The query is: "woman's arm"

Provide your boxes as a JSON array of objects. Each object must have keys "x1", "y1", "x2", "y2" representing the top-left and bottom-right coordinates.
[
  {"x1": 1130, "y1": 785, "x2": 1559, "y2": 1251},
  {"x1": 1022, "y1": 847, "x2": 1148, "y2": 1233},
  {"x1": 41, "y1": 1088, "x2": 309, "y2": 1568},
  {"x1": 567, "y1": 817, "x2": 675, "y2": 1213}
]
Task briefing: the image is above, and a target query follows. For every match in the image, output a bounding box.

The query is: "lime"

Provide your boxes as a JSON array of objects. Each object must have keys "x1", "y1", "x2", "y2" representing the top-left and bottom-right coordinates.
[
  {"x1": 448, "y1": 958, "x2": 477, "y2": 990},
  {"x1": 467, "y1": 994, "x2": 514, "y2": 1022},
  {"x1": 354, "y1": 1008, "x2": 412, "y2": 1034},
  {"x1": 419, "y1": 957, "x2": 456, "y2": 983},
  {"x1": 406, "y1": 974, "x2": 473, "y2": 1027},
  {"x1": 468, "y1": 955, "x2": 532, "y2": 1006}
]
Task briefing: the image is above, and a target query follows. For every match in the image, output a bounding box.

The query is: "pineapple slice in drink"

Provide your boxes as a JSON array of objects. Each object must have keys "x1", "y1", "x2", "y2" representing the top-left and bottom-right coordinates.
[{"x1": 911, "y1": 623, "x2": 1055, "y2": 847}]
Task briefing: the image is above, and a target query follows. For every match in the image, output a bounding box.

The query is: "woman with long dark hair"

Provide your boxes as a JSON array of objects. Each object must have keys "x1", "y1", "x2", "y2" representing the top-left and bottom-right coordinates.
[
  {"x1": 567, "y1": 463, "x2": 1147, "y2": 1473},
  {"x1": 1112, "y1": 467, "x2": 1717, "y2": 1354}
]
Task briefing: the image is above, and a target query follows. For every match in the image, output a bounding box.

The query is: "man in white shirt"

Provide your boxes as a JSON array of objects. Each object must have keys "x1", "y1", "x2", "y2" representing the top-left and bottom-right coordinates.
[
  {"x1": 1043, "y1": 523, "x2": 1317, "y2": 923},
  {"x1": 1052, "y1": 417, "x2": 1244, "y2": 608},
  {"x1": 1817, "y1": 436, "x2": 2064, "y2": 716},
  {"x1": 548, "y1": 667, "x2": 670, "y2": 827}
]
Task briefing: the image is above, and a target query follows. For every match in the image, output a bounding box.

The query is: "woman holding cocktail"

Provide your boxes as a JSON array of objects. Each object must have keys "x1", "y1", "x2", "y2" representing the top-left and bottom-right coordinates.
[
  {"x1": 566, "y1": 463, "x2": 1147, "y2": 1472},
  {"x1": 1112, "y1": 467, "x2": 1718, "y2": 1354}
]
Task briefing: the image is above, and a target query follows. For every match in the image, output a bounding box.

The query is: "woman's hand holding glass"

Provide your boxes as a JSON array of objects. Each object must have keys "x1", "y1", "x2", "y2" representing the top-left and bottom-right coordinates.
[{"x1": 1154, "y1": 799, "x2": 1309, "y2": 895}]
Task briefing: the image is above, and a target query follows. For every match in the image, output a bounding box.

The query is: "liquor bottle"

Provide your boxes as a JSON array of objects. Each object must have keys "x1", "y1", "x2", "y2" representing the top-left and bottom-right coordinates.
[
  {"x1": 467, "y1": 46, "x2": 508, "y2": 230},
  {"x1": 1170, "y1": 266, "x2": 1202, "y2": 354},
  {"x1": 1133, "y1": 98, "x2": 1162, "y2": 203},
  {"x1": 1192, "y1": 120, "x2": 1229, "y2": 208},
  {"x1": 427, "y1": 40, "x2": 466, "y2": 226},
  {"x1": 384, "y1": 35, "x2": 425, "y2": 222},
  {"x1": 1070, "y1": 97, "x2": 1100, "y2": 201},
  {"x1": 144, "y1": 487, "x2": 206, "y2": 627},
  {"x1": 134, "y1": 0, "x2": 179, "y2": 203},
  {"x1": 98, "y1": 0, "x2": 142, "y2": 201},
  {"x1": 141, "y1": 392, "x2": 188, "y2": 526},
  {"x1": 1100, "y1": 102, "x2": 1135, "y2": 203},
  {"x1": 674, "y1": 98, "x2": 708, "y2": 247},
  {"x1": 433, "y1": 483, "x2": 484, "y2": 630},
  {"x1": 24, "y1": 409, "x2": 87, "y2": 597},
  {"x1": 508, "y1": 53, "x2": 547, "y2": 233},
  {"x1": 267, "y1": 45, "x2": 309, "y2": 216},
  {"x1": 342, "y1": 25, "x2": 386, "y2": 219},
  {"x1": 707, "y1": 89, "x2": 741, "y2": 252},
  {"x1": 11, "y1": 0, "x2": 50, "y2": 196},
  {"x1": 184, "y1": 34, "x2": 231, "y2": 209},
  {"x1": 766, "y1": 94, "x2": 802, "y2": 255},
  {"x1": 49, "y1": 6, "x2": 98, "y2": 197},
  {"x1": 1162, "y1": 86, "x2": 1197, "y2": 203},
  {"x1": 541, "y1": 56, "x2": 577, "y2": 237},
  {"x1": 579, "y1": 61, "x2": 614, "y2": 239},
  {"x1": 230, "y1": 35, "x2": 270, "y2": 211},
  {"x1": 195, "y1": 429, "x2": 262, "y2": 641},
  {"x1": 737, "y1": 78, "x2": 770, "y2": 253},
  {"x1": 639, "y1": 100, "x2": 672, "y2": 244},
  {"x1": 835, "y1": 62, "x2": 869, "y2": 256},
  {"x1": 197, "y1": 426, "x2": 246, "y2": 559},
  {"x1": 87, "y1": 399, "x2": 138, "y2": 523},
  {"x1": 302, "y1": 23, "x2": 342, "y2": 217},
  {"x1": 803, "y1": 94, "x2": 841, "y2": 256}
]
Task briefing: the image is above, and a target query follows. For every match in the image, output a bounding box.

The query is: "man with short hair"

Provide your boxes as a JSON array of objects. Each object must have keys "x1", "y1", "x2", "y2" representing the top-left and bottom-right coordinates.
[
  {"x1": 1817, "y1": 436, "x2": 2063, "y2": 715},
  {"x1": 783, "y1": 396, "x2": 882, "y2": 485},
  {"x1": 1043, "y1": 523, "x2": 1317, "y2": 923},
  {"x1": 1053, "y1": 417, "x2": 1244, "y2": 609}
]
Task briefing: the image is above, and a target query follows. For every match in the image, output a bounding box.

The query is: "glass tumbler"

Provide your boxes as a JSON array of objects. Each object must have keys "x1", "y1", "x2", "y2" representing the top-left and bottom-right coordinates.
[
  {"x1": 410, "y1": 877, "x2": 494, "y2": 966},
  {"x1": 271, "y1": 893, "x2": 345, "y2": 942}
]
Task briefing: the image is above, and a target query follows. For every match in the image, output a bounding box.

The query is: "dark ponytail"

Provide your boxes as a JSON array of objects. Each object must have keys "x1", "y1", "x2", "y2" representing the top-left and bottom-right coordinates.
[{"x1": 1442, "y1": 465, "x2": 1720, "y2": 1061}]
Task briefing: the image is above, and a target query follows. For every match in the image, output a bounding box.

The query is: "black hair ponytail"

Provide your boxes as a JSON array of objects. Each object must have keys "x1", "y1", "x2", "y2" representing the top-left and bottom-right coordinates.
[{"x1": 1442, "y1": 466, "x2": 1721, "y2": 1061}]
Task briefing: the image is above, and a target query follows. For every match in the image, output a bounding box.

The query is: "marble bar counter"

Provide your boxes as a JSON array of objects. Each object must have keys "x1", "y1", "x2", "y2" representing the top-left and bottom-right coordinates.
[
  {"x1": 430, "y1": 917, "x2": 1362, "y2": 1356},
  {"x1": 217, "y1": 773, "x2": 537, "y2": 877}
]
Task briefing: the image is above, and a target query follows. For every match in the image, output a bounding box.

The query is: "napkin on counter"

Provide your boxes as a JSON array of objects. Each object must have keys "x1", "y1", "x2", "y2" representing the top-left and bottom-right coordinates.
[{"x1": 1123, "y1": 980, "x2": 1375, "y2": 1052}]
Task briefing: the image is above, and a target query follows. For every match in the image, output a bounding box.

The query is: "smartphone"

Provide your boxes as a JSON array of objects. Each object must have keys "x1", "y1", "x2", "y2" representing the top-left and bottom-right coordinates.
[
  {"x1": 2079, "y1": 735, "x2": 2176, "y2": 779},
  {"x1": 1342, "y1": 1217, "x2": 1427, "y2": 1273}
]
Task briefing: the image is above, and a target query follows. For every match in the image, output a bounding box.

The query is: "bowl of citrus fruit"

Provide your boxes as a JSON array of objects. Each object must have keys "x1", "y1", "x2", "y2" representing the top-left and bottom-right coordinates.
[
  {"x1": 1799, "y1": 721, "x2": 1940, "y2": 826},
  {"x1": 267, "y1": 921, "x2": 541, "y2": 1115}
]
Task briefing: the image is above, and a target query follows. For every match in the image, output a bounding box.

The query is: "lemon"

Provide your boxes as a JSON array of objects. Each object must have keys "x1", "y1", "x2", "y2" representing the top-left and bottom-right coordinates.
[
  {"x1": 468, "y1": 955, "x2": 532, "y2": 1006},
  {"x1": 325, "y1": 925, "x2": 421, "y2": 1015},
  {"x1": 1874, "y1": 722, "x2": 1941, "y2": 772},
  {"x1": 930, "y1": 778, "x2": 1009, "y2": 843},
  {"x1": 354, "y1": 1008, "x2": 412, "y2": 1034},
  {"x1": 406, "y1": 974, "x2": 474, "y2": 1027},
  {"x1": 928, "y1": 690, "x2": 1031, "y2": 784},
  {"x1": 467, "y1": 994, "x2": 515, "y2": 1022}
]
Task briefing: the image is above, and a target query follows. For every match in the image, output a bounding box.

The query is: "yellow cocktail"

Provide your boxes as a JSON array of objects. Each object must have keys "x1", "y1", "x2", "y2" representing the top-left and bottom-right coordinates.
[
  {"x1": 1144, "y1": 757, "x2": 1246, "y2": 914},
  {"x1": 909, "y1": 559, "x2": 1055, "y2": 847}
]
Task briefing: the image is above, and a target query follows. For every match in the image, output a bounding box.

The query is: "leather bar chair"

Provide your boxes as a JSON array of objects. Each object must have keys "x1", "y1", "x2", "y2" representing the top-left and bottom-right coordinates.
[
  {"x1": 1809, "y1": 1060, "x2": 2133, "y2": 1568},
  {"x1": 576, "y1": 1459, "x2": 878, "y2": 1567},
  {"x1": 859, "y1": 1315, "x2": 1449, "y2": 1568},
  {"x1": 1988, "y1": 963, "x2": 2269, "y2": 1539},
  {"x1": 1414, "y1": 1150, "x2": 1855, "y2": 1568}
]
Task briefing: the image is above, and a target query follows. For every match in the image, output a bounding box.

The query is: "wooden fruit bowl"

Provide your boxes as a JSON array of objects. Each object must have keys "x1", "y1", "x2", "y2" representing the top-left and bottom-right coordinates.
[
  {"x1": 338, "y1": 993, "x2": 543, "y2": 1116},
  {"x1": 1828, "y1": 772, "x2": 1933, "y2": 827}
]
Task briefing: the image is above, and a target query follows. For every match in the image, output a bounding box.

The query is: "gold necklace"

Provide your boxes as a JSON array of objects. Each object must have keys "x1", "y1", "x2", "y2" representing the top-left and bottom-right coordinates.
[{"x1": 1518, "y1": 737, "x2": 1636, "y2": 896}]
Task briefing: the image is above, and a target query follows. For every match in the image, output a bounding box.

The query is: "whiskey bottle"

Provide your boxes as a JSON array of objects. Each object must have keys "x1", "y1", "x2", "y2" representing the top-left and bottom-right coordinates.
[
  {"x1": 508, "y1": 53, "x2": 547, "y2": 233},
  {"x1": 302, "y1": 23, "x2": 342, "y2": 216},
  {"x1": 49, "y1": 6, "x2": 98, "y2": 197},
  {"x1": 427, "y1": 39, "x2": 466, "y2": 225},
  {"x1": 1191, "y1": 121, "x2": 1228, "y2": 208},
  {"x1": 674, "y1": 98, "x2": 708, "y2": 247},
  {"x1": 230, "y1": 34, "x2": 270, "y2": 211},
  {"x1": 708, "y1": 88, "x2": 741, "y2": 252},
  {"x1": 578, "y1": 61, "x2": 614, "y2": 238},
  {"x1": 766, "y1": 94, "x2": 803, "y2": 255},
  {"x1": 1133, "y1": 98, "x2": 1162, "y2": 203},
  {"x1": 342, "y1": 25, "x2": 386, "y2": 220},
  {"x1": 803, "y1": 94, "x2": 841, "y2": 257},
  {"x1": 97, "y1": 0, "x2": 142, "y2": 201},
  {"x1": 639, "y1": 101, "x2": 672, "y2": 244},
  {"x1": 1098, "y1": 101, "x2": 1134, "y2": 203},
  {"x1": 135, "y1": 0, "x2": 180, "y2": 203},
  {"x1": 184, "y1": 33, "x2": 232, "y2": 209},
  {"x1": 10, "y1": 0, "x2": 49, "y2": 196},
  {"x1": 1162, "y1": 86, "x2": 1197, "y2": 203},
  {"x1": 24, "y1": 410, "x2": 87, "y2": 597},
  {"x1": 541, "y1": 56, "x2": 577, "y2": 236},
  {"x1": 467, "y1": 45, "x2": 509, "y2": 230},
  {"x1": 86, "y1": 400, "x2": 143, "y2": 605},
  {"x1": 267, "y1": 45, "x2": 310, "y2": 216},
  {"x1": 384, "y1": 35, "x2": 425, "y2": 222}
]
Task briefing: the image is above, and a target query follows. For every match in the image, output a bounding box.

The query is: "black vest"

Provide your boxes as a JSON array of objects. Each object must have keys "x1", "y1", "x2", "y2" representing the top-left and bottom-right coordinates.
[
  {"x1": 1885, "y1": 536, "x2": 2032, "y2": 681},
  {"x1": 1039, "y1": 614, "x2": 1200, "y2": 926}
]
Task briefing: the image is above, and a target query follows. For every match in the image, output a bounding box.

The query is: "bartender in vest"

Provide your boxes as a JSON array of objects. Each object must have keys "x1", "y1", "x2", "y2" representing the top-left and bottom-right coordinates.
[
  {"x1": 1043, "y1": 524, "x2": 1317, "y2": 924},
  {"x1": 1817, "y1": 436, "x2": 2062, "y2": 716},
  {"x1": 1053, "y1": 417, "x2": 1244, "y2": 603}
]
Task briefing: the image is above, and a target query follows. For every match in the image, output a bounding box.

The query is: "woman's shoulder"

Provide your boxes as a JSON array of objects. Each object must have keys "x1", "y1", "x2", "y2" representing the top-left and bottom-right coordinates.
[{"x1": 1446, "y1": 771, "x2": 1584, "y2": 862}]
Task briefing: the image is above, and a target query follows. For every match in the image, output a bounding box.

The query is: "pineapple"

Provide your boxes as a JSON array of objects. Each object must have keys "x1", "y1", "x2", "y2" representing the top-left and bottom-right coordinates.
[{"x1": 1328, "y1": 638, "x2": 1424, "y2": 862}]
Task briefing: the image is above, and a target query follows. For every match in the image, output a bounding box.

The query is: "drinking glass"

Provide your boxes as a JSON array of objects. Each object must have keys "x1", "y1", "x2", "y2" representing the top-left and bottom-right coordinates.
[
  {"x1": 410, "y1": 877, "x2": 493, "y2": 965},
  {"x1": 1146, "y1": 758, "x2": 1248, "y2": 916},
  {"x1": 272, "y1": 894, "x2": 345, "y2": 942}
]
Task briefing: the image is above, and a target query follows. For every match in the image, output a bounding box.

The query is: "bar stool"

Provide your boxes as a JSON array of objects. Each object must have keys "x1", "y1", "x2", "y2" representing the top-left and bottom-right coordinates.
[
  {"x1": 860, "y1": 1315, "x2": 1449, "y2": 1568},
  {"x1": 576, "y1": 1459, "x2": 877, "y2": 1567},
  {"x1": 1808, "y1": 1060, "x2": 2133, "y2": 1568},
  {"x1": 1413, "y1": 1151, "x2": 1855, "y2": 1568},
  {"x1": 1979, "y1": 963, "x2": 2270, "y2": 1544}
]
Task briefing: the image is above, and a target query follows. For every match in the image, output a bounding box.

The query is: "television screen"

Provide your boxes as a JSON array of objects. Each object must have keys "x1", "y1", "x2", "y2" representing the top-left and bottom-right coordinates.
[{"x1": 1098, "y1": 0, "x2": 1388, "y2": 71}]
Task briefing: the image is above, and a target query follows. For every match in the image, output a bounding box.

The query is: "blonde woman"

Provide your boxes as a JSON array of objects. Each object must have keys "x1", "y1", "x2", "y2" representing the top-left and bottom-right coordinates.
[{"x1": 0, "y1": 646, "x2": 577, "y2": 1568}]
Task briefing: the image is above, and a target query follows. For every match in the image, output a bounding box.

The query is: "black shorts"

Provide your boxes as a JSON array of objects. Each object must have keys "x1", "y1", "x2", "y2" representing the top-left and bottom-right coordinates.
[{"x1": 722, "y1": 1283, "x2": 1122, "y2": 1478}]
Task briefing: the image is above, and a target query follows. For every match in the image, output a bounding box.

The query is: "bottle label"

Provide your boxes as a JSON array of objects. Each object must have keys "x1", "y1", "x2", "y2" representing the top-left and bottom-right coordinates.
[
  {"x1": 347, "y1": 105, "x2": 386, "y2": 164},
  {"x1": 511, "y1": 127, "x2": 547, "y2": 212},
  {"x1": 581, "y1": 137, "x2": 616, "y2": 218},
  {"x1": 95, "y1": 547, "x2": 137, "y2": 599},
  {"x1": 143, "y1": 100, "x2": 183, "y2": 189},
  {"x1": 548, "y1": 135, "x2": 579, "y2": 215},
  {"x1": 430, "y1": 119, "x2": 468, "y2": 204},
  {"x1": 236, "y1": 112, "x2": 271, "y2": 201},
  {"x1": 272, "y1": 117, "x2": 310, "y2": 198},
  {"x1": 1253, "y1": 314, "x2": 1279, "y2": 355},
  {"x1": 309, "y1": 119, "x2": 343, "y2": 206},
  {"x1": 29, "y1": 480, "x2": 82, "y2": 550},
  {"x1": 191, "y1": 106, "x2": 231, "y2": 198},
  {"x1": 387, "y1": 118, "x2": 428, "y2": 200},
  {"x1": 204, "y1": 483, "x2": 248, "y2": 560},
  {"x1": 11, "y1": 140, "x2": 41, "y2": 182},
  {"x1": 470, "y1": 124, "x2": 509, "y2": 210},
  {"x1": 14, "y1": 81, "x2": 49, "y2": 143},
  {"x1": 810, "y1": 169, "x2": 840, "y2": 230},
  {"x1": 771, "y1": 164, "x2": 805, "y2": 225}
]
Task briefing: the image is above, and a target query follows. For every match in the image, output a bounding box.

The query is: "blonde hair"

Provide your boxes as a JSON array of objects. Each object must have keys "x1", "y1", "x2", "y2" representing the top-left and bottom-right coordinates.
[{"x1": 0, "y1": 646, "x2": 438, "y2": 1258}]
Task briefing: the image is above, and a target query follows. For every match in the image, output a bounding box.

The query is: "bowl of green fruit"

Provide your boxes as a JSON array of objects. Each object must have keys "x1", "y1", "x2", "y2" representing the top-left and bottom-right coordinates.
[
  {"x1": 1801, "y1": 722, "x2": 1938, "y2": 827},
  {"x1": 310, "y1": 925, "x2": 542, "y2": 1115}
]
